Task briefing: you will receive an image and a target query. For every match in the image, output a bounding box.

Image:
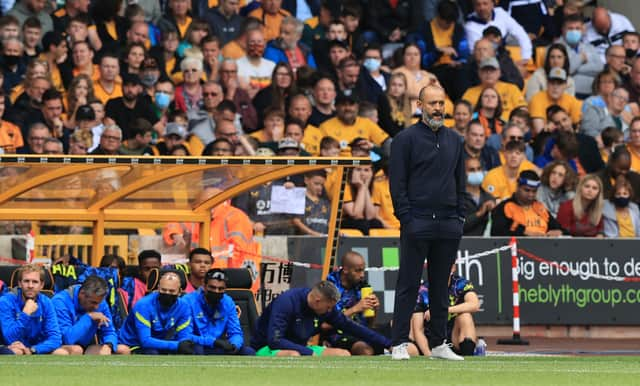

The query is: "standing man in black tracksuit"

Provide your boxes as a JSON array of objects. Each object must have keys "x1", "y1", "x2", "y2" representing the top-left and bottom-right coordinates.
[{"x1": 389, "y1": 85, "x2": 465, "y2": 361}]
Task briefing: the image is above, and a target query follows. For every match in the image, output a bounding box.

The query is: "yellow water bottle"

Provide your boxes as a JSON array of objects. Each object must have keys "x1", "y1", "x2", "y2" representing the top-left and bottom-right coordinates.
[{"x1": 360, "y1": 283, "x2": 375, "y2": 318}]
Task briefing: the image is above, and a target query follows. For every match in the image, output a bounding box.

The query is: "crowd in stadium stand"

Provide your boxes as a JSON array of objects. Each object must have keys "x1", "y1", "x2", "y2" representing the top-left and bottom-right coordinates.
[{"x1": 0, "y1": 0, "x2": 639, "y2": 239}]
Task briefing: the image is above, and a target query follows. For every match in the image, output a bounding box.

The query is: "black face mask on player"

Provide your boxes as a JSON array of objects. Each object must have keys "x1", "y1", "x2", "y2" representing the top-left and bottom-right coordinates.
[
  {"x1": 205, "y1": 291, "x2": 223, "y2": 308},
  {"x1": 158, "y1": 292, "x2": 178, "y2": 308}
]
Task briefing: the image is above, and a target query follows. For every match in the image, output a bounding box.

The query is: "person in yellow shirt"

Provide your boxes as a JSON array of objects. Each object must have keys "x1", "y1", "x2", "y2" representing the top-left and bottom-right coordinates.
[
  {"x1": 482, "y1": 140, "x2": 537, "y2": 201},
  {"x1": 528, "y1": 67, "x2": 582, "y2": 135},
  {"x1": 249, "y1": 107, "x2": 285, "y2": 143},
  {"x1": 160, "y1": 0, "x2": 192, "y2": 40},
  {"x1": 497, "y1": 124, "x2": 540, "y2": 174},
  {"x1": 71, "y1": 40, "x2": 99, "y2": 81},
  {"x1": 462, "y1": 57, "x2": 526, "y2": 122},
  {"x1": 626, "y1": 117, "x2": 640, "y2": 172},
  {"x1": 221, "y1": 18, "x2": 262, "y2": 60},
  {"x1": 93, "y1": 53, "x2": 123, "y2": 105},
  {"x1": 38, "y1": 31, "x2": 68, "y2": 93},
  {"x1": 248, "y1": 0, "x2": 291, "y2": 42},
  {"x1": 341, "y1": 164, "x2": 384, "y2": 235},
  {"x1": 319, "y1": 136, "x2": 341, "y2": 200},
  {"x1": 287, "y1": 93, "x2": 323, "y2": 155},
  {"x1": 602, "y1": 174, "x2": 640, "y2": 237},
  {"x1": 0, "y1": 89, "x2": 23, "y2": 153},
  {"x1": 319, "y1": 94, "x2": 390, "y2": 156},
  {"x1": 600, "y1": 126, "x2": 624, "y2": 165},
  {"x1": 374, "y1": 167, "x2": 400, "y2": 230}
]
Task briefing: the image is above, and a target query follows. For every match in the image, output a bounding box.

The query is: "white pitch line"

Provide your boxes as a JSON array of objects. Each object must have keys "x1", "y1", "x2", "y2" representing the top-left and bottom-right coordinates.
[{"x1": 1, "y1": 360, "x2": 639, "y2": 375}]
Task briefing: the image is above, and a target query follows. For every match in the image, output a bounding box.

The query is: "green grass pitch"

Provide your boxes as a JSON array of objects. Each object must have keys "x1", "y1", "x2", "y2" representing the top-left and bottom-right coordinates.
[{"x1": 0, "y1": 356, "x2": 638, "y2": 386}]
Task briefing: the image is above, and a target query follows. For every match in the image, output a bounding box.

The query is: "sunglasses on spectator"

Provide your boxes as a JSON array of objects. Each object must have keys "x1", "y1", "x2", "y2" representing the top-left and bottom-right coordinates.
[
  {"x1": 203, "y1": 92, "x2": 219, "y2": 97},
  {"x1": 508, "y1": 136, "x2": 523, "y2": 141}
]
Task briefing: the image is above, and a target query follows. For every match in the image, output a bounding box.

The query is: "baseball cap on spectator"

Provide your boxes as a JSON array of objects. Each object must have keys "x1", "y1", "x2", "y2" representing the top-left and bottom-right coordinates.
[
  {"x1": 518, "y1": 170, "x2": 541, "y2": 188},
  {"x1": 548, "y1": 67, "x2": 567, "y2": 82},
  {"x1": 335, "y1": 92, "x2": 359, "y2": 105},
  {"x1": 165, "y1": 122, "x2": 186, "y2": 139},
  {"x1": 255, "y1": 147, "x2": 276, "y2": 156},
  {"x1": 76, "y1": 105, "x2": 95, "y2": 122},
  {"x1": 122, "y1": 73, "x2": 142, "y2": 86},
  {"x1": 479, "y1": 57, "x2": 500, "y2": 69},
  {"x1": 278, "y1": 137, "x2": 300, "y2": 152}
]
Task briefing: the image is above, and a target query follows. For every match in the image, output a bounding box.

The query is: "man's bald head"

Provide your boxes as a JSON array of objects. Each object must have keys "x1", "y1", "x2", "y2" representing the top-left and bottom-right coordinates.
[
  {"x1": 474, "y1": 38, "x2": 495, "y2": 61},
  {"x1": 341, "y1": 251, "x2": 364, "y2": 268},
  {"x1": 418, "y1": 84, "x2": 446, "y2": 103},
  {"x1": 592, "y1": 7, "x2": 611, "y2": 35},
  {"x1": 158, "y1": 272, "x2": 181, "y2": 294},
  {"x1": 340, "y1": 251, "x2": 366, "y2": 287}
]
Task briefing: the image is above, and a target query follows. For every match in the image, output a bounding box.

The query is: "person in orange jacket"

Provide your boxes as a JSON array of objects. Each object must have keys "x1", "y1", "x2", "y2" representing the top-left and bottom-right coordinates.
[{"x1": 163, "y1": 187, "x2": 261, "y2": 290}]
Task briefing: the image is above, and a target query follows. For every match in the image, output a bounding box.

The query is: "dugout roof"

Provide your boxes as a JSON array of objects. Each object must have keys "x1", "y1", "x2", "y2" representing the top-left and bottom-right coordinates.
[{"x1": 0, "y1": 155, "x2": 369, "y2": 274}]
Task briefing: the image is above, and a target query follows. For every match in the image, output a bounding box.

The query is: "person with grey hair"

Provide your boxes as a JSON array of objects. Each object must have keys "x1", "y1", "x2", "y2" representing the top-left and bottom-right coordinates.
[
  {"x1": 174, "y1": 55, "x2": 204, "y2": 113},
  {"x1": 52, "y1": 275, "x2": 130, "y2": 355},
  {"x1": 219, "y1": 58, "x2": 258, "y2": 131},
  {"x1": 91, "y1": 124, "x2": 123, "y2": 155},
  {"x1": 1, "y1": 36, "x2": 26, "y2": 92},
  {"x1": 18, "y1": 122, "x2": 50, "y2": 154},
  {"x1": 250, "y1": 280, "x2": 391, "y2": 357},
  {"x1": 42, "y1": 137, "x2": 63, "y2": 154},
  {"x1": 264, "y1": 16, "x2": 317, "y2": 71}
]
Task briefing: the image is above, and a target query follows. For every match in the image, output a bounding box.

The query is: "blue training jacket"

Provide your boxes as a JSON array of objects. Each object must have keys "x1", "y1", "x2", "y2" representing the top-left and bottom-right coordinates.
[
  {"x1": 183, "y1": 288, "x2": 244, "y2": 349},
  {"x1": 118, "y1": 292, "x2": 193, "y2": 352},
  {"x1": 0, "y1": 289, "x2": 62, "y2": 354},
  {"x1": 51, "y1": 285, "x2": 118, "y2": 351},
  {"x1": 250, "y1": 288, "x2": 391, "y2": 355}
]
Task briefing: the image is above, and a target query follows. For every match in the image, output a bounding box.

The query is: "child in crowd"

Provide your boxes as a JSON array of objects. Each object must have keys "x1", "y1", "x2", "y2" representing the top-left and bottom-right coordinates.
[{"x1": 293, "y1": 169, "x2": 330, "y2": 236}]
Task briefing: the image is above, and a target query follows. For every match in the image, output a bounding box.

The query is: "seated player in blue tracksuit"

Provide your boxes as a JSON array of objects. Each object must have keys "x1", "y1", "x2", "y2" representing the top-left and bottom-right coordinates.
[
  {"x1": 183, "y1": 269, "x2": 255, "y2": 355},
  {"x1": 52, "y1": 276, "x2": 130, "y2": 355},
  {"x1": 0, "y1": 264, "x2": 64, "y2": 355},
  {"x1": 119, "y1": 271, "x2": 197, "y2": 355},
  {"x1": 251, "y1": 280, "x2": 391, "y2": 356}
]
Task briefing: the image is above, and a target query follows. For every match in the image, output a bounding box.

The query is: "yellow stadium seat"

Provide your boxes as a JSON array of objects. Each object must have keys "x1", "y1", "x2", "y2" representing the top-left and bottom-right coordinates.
[
  {"x1": 535, "y1": 45, "x2": 548, "y2": 69},
  {"x1": 505, "y1": 45, "x2": 535, "y2": 80},
  {"x1": 506, "y1": 45, "x2": 522, "y2": 62},
  {"x1": 340, "y1": 229, "x2": 364, "y2": 237},
  {"x1": 369, "y1": 229, "x2": 401, "y2": 237}
]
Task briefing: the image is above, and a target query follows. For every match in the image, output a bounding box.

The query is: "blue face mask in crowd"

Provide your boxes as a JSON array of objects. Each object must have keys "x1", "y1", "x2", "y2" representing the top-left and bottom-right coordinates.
[
  {"x1": 613, "y1": 196, "x2": 630, "y2": 208},
  {"x1": 467, "y1": 171, "x2": 485, "y2": 186},
  {"x1": 155, "y1": 92, "x2": 171, "y2": 109},
  {"x1": 565, "y1": 29, "x2": 582, "y2": 46},
  {"x1": 363, "y1": 58, "x2": 381, "y2": 73}
]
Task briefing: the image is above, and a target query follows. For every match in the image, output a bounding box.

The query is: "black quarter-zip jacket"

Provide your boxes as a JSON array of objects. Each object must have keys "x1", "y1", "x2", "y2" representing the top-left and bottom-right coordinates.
[{"x1": 389, "y1": 121, "x2": 466, "y2": 225}]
